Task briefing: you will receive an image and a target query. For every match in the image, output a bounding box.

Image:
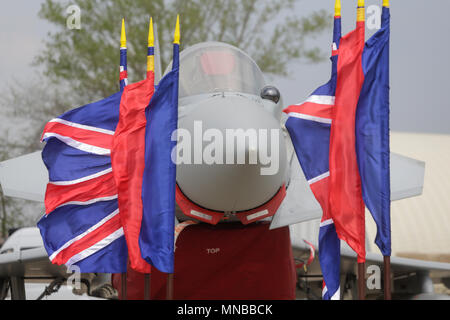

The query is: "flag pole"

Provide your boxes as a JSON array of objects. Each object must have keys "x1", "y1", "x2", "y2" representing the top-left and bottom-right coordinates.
[
  {"x1": 165, "y1": 15, "x2": 180, "y2": 301},
  {"x1": 384, "y1": 256, "x2": 391, "y2": 300},
  {"x1": 144, "y1": 273, "x2": 151, "y2": 300},
  {"x1": 382, "y1": 0, "x2": 392, "y2": 301},
  {"x1": 357, "y1": 0, "x2": 366, "y2": 301},
  {"x1": 143, "y1": 17, "x2": 156, "y2": 301},
  {"x1": 358, "y1": 262, "x2": 366, "y2": 300},
  {"x1": 119, "y1": 20, "x2": 128, "y2": 300},
  {"x1": 166, "y1": 273, "x2": 174, "y2": 300},
  {"x1": 121, "y1": 268, "x2": 127, "y2": 300},
  {"x1": 147, "y1": 17, "x2": 155, "y2": 82},
  {"x1": 120, "y1": 19, "x2": 128, "y2": 91}
]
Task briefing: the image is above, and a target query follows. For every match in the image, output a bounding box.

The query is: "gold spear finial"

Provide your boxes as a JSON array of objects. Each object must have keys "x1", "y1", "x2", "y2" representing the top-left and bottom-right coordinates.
[
  {"x1": 148, "y1": 17, "x2": 154, "y2": 48},
  {"x1": 120, "y1": 19, "x2": 127, "y2": 48},
  {"x1": 335, "y1": 0, "x2": 341, "y2": 17},
  {"x1": 173, "y1": 15, "x2": 180, "y2": 45},
  {"x1": 147, "y1": 17, "x2": 155, "y2": 74},
  {"x1": 357, "y1": 0, "x2": 365, "y2": 22}
]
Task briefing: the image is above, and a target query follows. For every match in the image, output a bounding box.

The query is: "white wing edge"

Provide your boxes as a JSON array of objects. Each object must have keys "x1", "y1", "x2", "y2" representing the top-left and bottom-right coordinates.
[
  {"x1": 270, "y1": 152, "x2": 426, "y2": 230},
  {"x1": 0, "y1": 151, "x2": 48, "y2": 202}
]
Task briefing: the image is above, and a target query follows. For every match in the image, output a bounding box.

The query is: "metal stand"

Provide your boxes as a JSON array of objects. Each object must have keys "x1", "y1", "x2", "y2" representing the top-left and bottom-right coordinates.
[
  {"x1": 10, "y1": 276, "x2": 26, "y2": 300},
  {"x1": 36, "y1": 278, "x2": 64, "y2": 300}
]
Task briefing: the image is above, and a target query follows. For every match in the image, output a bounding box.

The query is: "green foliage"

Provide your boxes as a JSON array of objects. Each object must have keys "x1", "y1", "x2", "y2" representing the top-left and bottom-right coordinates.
[
  {"x1": 0, "y1": 80, "x2": 58, "y2": 234},
  {"x1": 0, "y1": 1, "x2": 331, "y2": 233},
  {"x1": 35, "y1": 0, "x2": 331, "y2": 101}
]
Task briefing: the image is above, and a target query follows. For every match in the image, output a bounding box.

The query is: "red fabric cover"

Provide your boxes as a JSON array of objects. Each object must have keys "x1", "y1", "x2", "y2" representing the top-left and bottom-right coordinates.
[{"x1": 113, "y1": 222, "x2": 296, "y2": 300}]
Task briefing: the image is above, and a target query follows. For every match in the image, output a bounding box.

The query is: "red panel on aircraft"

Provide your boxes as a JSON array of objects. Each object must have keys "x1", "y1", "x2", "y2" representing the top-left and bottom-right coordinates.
[{"x1": 113, "y1": 222, "x2": 296, "y2": 300}]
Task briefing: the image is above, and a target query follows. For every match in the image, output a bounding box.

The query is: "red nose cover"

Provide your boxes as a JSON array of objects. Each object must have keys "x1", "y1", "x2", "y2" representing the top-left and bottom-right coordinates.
[{"x1": 113, "y1": 222, "x2": 296, "y2": 300}]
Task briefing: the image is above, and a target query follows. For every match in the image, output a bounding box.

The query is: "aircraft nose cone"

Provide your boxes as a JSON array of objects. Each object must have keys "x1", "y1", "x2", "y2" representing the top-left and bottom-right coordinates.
[{"x1": 176, "y1": 95, "x2": 287, "y2": 212}]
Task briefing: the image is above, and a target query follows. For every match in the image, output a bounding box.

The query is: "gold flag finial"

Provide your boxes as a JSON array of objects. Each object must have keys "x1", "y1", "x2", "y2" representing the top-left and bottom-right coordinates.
[
  {"x1": 383, "y1": 0, "x2": 390, "y2": 8},
  {"x1": 335, "y1": 0, "x2": 341, "y2": 17},
  {"x1": 148, "y1": 17, "x2": 154, "y2": 48},
  {"x1": 147, "y1": 17, "x2": 155, "y2": 73},
  {"x1": 357, "y1": 0, "x2": 365, "y2": 22},
  {"x1": 174, "y1": 15, "x2": 180, "y2": 45},
  {"x1": 120, "y1": 19, "x2": 127, "y2": 48}
]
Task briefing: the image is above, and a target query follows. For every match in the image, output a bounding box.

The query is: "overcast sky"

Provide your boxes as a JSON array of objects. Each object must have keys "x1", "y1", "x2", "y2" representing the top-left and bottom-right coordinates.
[{"x1": 1, "y1": 0, "x2": 449, "y2": 134}]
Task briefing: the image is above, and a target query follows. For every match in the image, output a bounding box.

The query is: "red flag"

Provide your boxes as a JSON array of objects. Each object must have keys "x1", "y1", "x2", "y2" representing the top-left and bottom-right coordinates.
[
  {"x1": 329, "y1": 21, "x2": 366, "y2": 263},
  {"x1": 111, "y1": 74, "x2": 155, "y2": 273}
]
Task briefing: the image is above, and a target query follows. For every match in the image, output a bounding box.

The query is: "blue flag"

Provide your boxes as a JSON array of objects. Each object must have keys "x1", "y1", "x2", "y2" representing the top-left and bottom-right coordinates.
[
  {"x1": 139, "y1": 43, "x2": 179, "y2": 273},
  {"x1": 356, "y1": 7, "x2": 391, "y2": 256}
]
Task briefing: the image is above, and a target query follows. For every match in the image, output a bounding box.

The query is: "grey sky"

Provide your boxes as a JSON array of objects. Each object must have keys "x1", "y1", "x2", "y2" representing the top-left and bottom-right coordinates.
[{"x1": 0, "y1": 0, "x2": 449, "y2": 134}]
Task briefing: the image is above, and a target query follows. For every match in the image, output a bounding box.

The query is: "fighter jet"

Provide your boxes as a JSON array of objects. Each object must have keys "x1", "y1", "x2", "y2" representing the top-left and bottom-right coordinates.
[{"x1": 0, "y1": 41, "x2": 449, "y2": 300}]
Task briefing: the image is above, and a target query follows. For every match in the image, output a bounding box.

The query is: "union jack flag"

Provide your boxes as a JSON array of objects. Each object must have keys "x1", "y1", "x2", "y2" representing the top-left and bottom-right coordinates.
[
  {"x1": 38, "y1": 92, "x2": 128, "y2": 273},
  {"x1": 283, "y1": 14, "x2": 342, "y2": 300}
]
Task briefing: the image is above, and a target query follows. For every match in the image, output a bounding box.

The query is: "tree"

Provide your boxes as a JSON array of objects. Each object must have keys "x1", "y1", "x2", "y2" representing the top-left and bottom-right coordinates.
[
  {"x1": 0, "y1": 78, "x2": 65, "y2": 236},
  {"x1": 35, "y1": 0, "x2": 331, "y2": 102},
  {"x1": 0, "y1": 0, "x2": 331, "y2": 233}
]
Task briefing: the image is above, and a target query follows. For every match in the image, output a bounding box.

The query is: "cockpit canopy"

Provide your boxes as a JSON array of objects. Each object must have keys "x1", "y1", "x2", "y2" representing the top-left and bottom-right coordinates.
[{"x1": 169, "y1": 42, "x2": 266, "y2": 99}]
